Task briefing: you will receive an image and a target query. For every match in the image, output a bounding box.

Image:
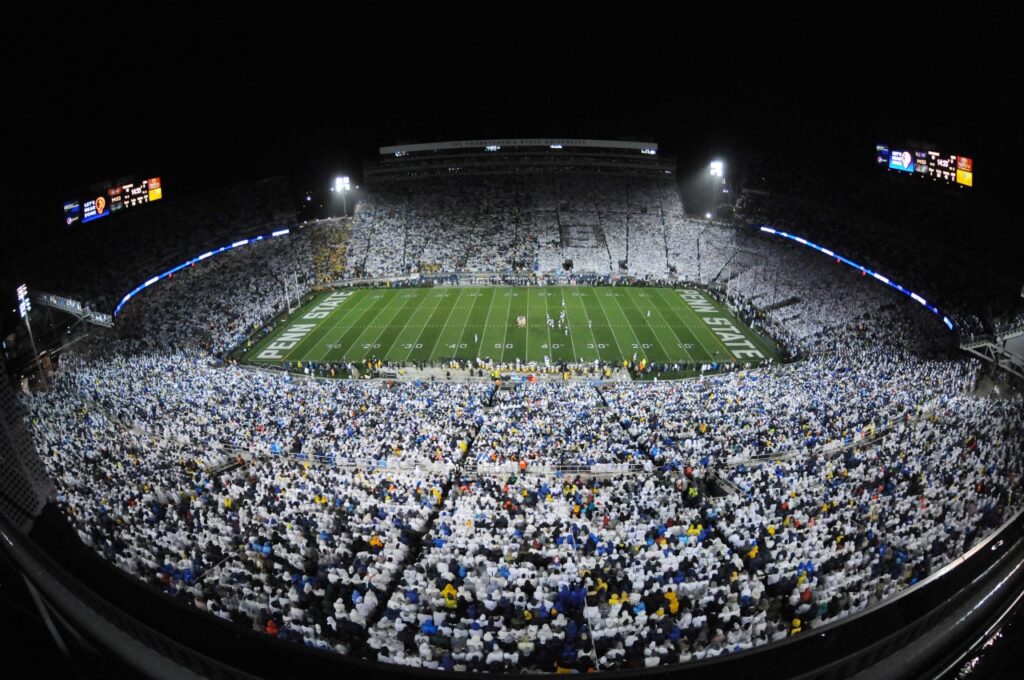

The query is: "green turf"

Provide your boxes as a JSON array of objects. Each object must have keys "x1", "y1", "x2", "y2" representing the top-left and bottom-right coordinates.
[{"x1": 237, "y1": 286, "x2": 779, "y2": 370}]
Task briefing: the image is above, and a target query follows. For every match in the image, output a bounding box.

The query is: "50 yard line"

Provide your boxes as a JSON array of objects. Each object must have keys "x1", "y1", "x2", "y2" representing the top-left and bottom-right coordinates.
[
  {"x1": 499, "y1": 288, "x2": 513, "y2": 363},
  {"x1": 476, "y1": 287, "x2": 498, "y2": 358}
]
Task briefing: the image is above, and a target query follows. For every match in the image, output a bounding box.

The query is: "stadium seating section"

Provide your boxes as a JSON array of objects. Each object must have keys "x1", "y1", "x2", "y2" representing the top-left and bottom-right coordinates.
[{"x1": 20, "y1": 171, "x2": 1024, "y2": 672}]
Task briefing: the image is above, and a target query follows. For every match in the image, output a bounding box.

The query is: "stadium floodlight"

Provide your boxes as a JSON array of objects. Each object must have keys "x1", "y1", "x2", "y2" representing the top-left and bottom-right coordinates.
[
  {"x1": 334, "y1": 176, "x2": 352, "y2": 216},
  {"x1": 17, "y1": 284, "x2": 30, "y2": 319},
  {"x1": 550, "y1": 144, "x2": 563, "y2": 150},
  {"x1": 16, "y1": 284, "x2": 46, "y2": 388},
  {"x1": 705, "y1": 212, "x2": 712, "y2": 219},
  {"x1": 709, "y1": 161, "x2": 725, "y2": 219}
]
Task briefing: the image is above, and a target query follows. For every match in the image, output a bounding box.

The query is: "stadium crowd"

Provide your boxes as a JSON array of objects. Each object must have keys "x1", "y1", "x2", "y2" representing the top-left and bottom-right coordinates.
[{"x1": 17, "y1": 171, "x2": 1024, "y2": 672}]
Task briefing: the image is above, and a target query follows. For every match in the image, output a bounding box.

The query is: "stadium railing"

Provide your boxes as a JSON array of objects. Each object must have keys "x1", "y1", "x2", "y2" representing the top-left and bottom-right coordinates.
[{"x1": 4, "y1": 497, "x2": 1023, "y2": 679}]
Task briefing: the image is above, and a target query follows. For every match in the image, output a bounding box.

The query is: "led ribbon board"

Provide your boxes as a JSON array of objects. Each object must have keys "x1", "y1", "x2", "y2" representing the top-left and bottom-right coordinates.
[
  {"x1": 112, "y1": 228, "x2": 291, "y2": 317},
  {"x1": 757, "y1": 226, "x2": 954, "y2": 331}
]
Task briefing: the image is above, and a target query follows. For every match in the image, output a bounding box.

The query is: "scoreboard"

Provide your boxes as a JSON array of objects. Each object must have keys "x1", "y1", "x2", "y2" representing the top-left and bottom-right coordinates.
[
  {"x1": 69, "y1": 176, "x2": 163, "y2": 226},
  {"x1": 878, "y1": 144, "x2": 972, "y2": 188},
  {"x1": 925, "y1": 151, "x2": 958, "y2": 183},
  {"x1": 108, "y1": 177, "x2": 162, "y2": 214}
]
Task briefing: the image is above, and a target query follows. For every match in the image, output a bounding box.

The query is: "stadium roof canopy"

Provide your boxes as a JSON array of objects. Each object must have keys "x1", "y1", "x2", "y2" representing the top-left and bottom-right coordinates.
[{"x1": 379, "y1": 138, "x2": 658, "y2": 156}]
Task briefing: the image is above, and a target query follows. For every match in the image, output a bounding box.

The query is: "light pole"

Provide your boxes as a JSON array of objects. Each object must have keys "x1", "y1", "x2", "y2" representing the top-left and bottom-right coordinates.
[
  {"x1": 16, "y1": 284, "x2": 46, "y2": 389},
  {"x1": 709, "y1": 161, "x2": 723, "y2": 221},
  {"x1": 332, "y1": 176, "x2": 351, "y2": 217}
]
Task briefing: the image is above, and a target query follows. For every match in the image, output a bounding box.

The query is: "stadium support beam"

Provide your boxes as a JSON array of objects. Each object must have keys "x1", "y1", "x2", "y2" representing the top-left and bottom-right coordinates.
[
  {"x1": 32, "y1": 290, "x2": 113, "y2": 329},
  {"x1": 960, "y1": 336, "x2": 1024, "y2": 380}
]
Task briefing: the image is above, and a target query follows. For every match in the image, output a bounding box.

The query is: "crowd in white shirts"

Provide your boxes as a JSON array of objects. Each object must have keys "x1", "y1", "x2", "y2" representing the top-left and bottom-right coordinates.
[{"x1": 19, "y1": 175, "x2": 1024, "y2": 672}]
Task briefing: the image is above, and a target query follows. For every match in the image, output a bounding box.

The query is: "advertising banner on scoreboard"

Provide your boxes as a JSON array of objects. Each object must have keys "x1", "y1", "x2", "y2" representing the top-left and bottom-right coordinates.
[
  {"x1": 888, "y1": 150, "x2": 915, "y2": 173},
  {"x1": 914, "y1": 151, "x2": 929, "y2": 175},
  {"x1": 956, "y1": 157, "x2": 973, "y2": 186},
  {"x1": 63, "y1": 201, "x2": 81, "y2": 227},
  {"x1": 82, "y1": 195, "x2": 110, "y2": 223},
  {"x1": 876, "y1": 145, "x2": 890, "y2": 165}
]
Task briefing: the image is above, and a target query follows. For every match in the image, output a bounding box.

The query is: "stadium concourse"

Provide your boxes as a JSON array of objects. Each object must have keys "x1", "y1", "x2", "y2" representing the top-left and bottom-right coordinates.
[{"x1": 18, "y1": 172, "x2": 1024, "y2": 673}]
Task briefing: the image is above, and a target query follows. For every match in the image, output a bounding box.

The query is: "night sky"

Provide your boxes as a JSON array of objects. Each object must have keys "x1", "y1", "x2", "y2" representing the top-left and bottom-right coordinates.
[{"x1": 3, "y1": 5, "x2": 1019, "y2": 255}]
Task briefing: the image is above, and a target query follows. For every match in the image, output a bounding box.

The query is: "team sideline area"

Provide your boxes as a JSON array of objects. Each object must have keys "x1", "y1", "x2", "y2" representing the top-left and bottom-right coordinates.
[{"x1": 236, "y1": 285, "x2": 778, "y2": 376}]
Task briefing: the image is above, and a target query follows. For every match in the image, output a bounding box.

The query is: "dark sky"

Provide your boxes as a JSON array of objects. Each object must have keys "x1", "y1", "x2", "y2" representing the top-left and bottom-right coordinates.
[{"x1": 3, "y1": 5, "x2": 1019, "y2": 250}]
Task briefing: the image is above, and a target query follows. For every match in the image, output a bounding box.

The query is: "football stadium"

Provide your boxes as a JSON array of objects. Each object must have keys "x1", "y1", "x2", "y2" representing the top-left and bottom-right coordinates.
[{"x1": 2, "y1": 12, "x2": 1023, "y2": 680}]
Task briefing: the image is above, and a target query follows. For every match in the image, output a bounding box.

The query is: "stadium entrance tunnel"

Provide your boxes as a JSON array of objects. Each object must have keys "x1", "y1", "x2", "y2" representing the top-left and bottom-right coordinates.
[{"x1": 703, "y1": 472, "x2": 735, "y2": 497}]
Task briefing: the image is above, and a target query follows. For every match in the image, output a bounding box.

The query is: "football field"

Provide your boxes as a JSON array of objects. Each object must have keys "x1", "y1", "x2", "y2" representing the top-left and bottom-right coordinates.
[{"x1": 237, "y1": 286, "x2": 778, "y2": 369}]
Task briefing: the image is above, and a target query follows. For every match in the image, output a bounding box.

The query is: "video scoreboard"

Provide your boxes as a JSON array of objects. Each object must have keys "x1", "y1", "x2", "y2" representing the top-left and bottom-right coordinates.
[
  {"x1": 65, "y1": 176, "x2": 163, "y2": 226},
  {"x1": 876, "y1": 145, "x2": 971, "y2": 187}
]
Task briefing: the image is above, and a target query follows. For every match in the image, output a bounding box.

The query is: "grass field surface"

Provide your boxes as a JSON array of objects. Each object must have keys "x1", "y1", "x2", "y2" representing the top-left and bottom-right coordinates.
[{"x1": 238, "y1": 286, "x2": 777, "y2": 370}]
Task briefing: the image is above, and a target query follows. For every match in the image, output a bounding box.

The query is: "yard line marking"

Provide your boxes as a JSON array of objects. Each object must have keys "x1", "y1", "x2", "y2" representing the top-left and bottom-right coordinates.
[
  {"x1": 499, "y1": 287, "x2": 514, "y2": 363},
  {"x1": 567, "y1": 287, "x2": 602, "y2": 362},
  {"x1": 477, "y1": 287, "x2": 498, "y2": 359},
  {"x1": 344, "y1": 290, "x2": 418, "y2": 360},
  {"x1": 425, "y1": 288, "x2": 467, "y2": 361},
  {"x1": 657, "y1": 288, "x2": 720, "y2": 361},
  {"x1": 607, "y1": 290, "x2": 650, "y2": 361},
  {"x1": 623, "y1": 289, "x2": 689, "y2": 364},
  {"x1": 551, "y1": 287, "x2": 578, "y2": 364},
  {"x1": 370, "y1": 289, "x2": 433, "y2": 359},
  {"x1": 442, "y1": 287, "x2": 481, "y2": 360},
  {"x1": 314, "y1": 290, "x2": 385, "y2": 361},
  {"x1": 329, "y1": 291, "x2": 407, "y2": 362},
  {"x1": 646, "y1": 293, "x2": 695, "y2": 363},
  {"x1": 280, "y1": 291, "x2": 363, "y2": 363},
  {"x1": 585, "y1": 288, "x2": 626, "y2": 361},
  {"x1": 399, "y1": 289, "x2": 450, "y2": 362}
]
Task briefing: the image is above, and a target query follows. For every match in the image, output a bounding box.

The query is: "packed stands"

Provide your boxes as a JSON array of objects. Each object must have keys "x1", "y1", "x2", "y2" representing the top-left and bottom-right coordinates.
[{"x1": 19, "y1": 191, "x2": 1024, "y2": 671}]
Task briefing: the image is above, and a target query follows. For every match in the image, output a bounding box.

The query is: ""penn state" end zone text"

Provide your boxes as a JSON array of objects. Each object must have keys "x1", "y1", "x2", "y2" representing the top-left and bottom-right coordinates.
[
  {"x1": 256, "y1": 291, "x2": 351, "y2": 359},
  {"x1": 678, "y1": 290, "x2": 765, "y2": 360}
]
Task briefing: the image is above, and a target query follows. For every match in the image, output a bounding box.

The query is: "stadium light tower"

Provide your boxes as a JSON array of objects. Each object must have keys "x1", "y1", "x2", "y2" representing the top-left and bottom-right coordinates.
[
  {"x1": 333, "y1": 176, "x2": 352, "y2": 217},
  {"x1": 709, "y1": 161, "x2": 724, "y2": 220},
  {"x1": 16, "y1": 284, "x2": 46, "y2": 389}
]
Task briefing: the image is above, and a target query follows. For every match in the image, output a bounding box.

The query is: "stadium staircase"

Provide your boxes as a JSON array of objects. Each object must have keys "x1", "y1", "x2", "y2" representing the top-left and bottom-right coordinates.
[
  {"x1": 660, "y1": 209, "x2": 671, "y2": 271},
  {"x1": 764, "y1": 295, "x2": 800, "y2": 312},
  {"x1": 362, "y1": 388, "x2": 491, "y2": 629},
  {"x1": 592, "y1": 218, "x2": 613, "y2": 271},
  {"x1": 361, "y1": 381, "x2": 663, "y2": 627}
]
